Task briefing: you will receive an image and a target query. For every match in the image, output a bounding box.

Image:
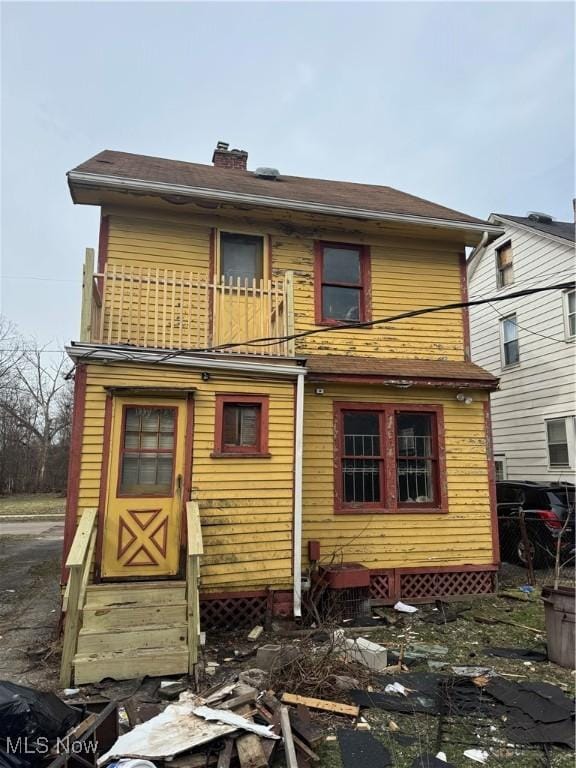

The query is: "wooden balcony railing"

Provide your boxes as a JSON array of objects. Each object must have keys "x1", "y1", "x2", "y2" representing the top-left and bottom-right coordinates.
[{"x1": 80, "y1": 249, "x2": 295, "y2": 357}]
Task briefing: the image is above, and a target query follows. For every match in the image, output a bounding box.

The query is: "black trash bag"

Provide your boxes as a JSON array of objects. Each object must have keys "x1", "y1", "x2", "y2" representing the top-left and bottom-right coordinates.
[
  {"x1": 0, "y1": 681, "x2": 81, "y2": 745},
  {"x1": 0, "y1": 749, "x2": 33, "y2": 768}
]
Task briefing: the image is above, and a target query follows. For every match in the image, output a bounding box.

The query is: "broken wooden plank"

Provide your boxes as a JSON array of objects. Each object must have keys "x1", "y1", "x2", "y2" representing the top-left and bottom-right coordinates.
[
  {"x1": 280, "y1": 706, "x2": 299, "y2": 768},
  {"x1": 220, "y1": 691, "x2": 257, "y2": 710},
  {"x1": 234, "y1": 703, "x2": 269, "y2": 768},
  {"x1": 281, "y1": 693, "x2": 359, "y2": 718},
  {"x1": 216, "y1": 738, "x2": 234, "y2": 768},
  {"x1": 292, "y1": 704, "x2": 324, "y2": 748}
]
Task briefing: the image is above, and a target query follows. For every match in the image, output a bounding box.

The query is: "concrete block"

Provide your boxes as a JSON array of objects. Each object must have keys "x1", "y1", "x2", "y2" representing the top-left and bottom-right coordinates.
[{"x1": 343, "y1": 636, "x2": 388, "y2": 671}]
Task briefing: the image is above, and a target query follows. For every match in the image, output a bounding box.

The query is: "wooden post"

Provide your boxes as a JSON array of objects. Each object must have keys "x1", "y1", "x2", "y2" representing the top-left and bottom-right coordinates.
[
  {"x1": 186, "y1": 501, "x2": 203, "y2": 673},
  {"x1": 59, "y1": 508, "x2": 98, "y2": 687},
  {"x1": 279, "y1": 706, "x2": 299, "y2": 768},
  {"x1": 80, "y1": 249, "x2": 95, "y2": 342},
  {"x1": 284, "y1": 271, "x2": 295, "y2": 357}
]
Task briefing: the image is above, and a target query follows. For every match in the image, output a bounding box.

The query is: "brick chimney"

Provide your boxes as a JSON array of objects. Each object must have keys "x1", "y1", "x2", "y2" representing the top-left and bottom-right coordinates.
[{"x1": 212, "y1": 141, "x2": 248, "y2": 170}]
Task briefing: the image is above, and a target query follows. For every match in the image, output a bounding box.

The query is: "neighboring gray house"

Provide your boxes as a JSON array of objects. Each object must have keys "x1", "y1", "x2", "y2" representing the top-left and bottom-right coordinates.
[{"x1": 468, "y1": 211, "x2": 575, "y2": 483}]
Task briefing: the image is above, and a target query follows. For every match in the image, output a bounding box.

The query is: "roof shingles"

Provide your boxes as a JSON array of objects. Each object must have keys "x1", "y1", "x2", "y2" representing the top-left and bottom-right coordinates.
[{"x1": 70, "y1": 150, "x2": 488, "y2": 226}]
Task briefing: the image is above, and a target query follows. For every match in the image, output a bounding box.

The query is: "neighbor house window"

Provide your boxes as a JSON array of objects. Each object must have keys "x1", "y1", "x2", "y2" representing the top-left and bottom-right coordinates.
[
  {"x1": 213, "y1": 395, "x2": 269, "y2": 456},
  {"x1": 315, "y1": 242, "x2": 370, "y2": 324},
  {"x1": 564, "y1": 289, "x2": 576, "y2": 339},
  {"x1": 119, "y1": 406, "x2": 176, "y2": 495},
  {"x1": 501, "y1": 314, "x2": 520, "y2": 366},
  {"x1": 494, "y1": 455, "x2": 507, "y2": 481},
  {"x1": 546, "y1": 418, "x2": 572, "y2": 468},
  {"x1": 335, "y1": 404, "x2": 445, "y2": 512},
  {"x1": 220, "y1": 232, "x2": 264, "y2": 282},
  {"x1": 496, "y1": 241, "x2": 513, "y2": 287}
]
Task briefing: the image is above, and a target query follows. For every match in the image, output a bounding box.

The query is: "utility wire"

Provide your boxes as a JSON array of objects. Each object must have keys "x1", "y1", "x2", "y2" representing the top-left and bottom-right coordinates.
[
  {"x1": 144, "y1": 280, "x2": 573, "y2": 360},
  {"x1": 486, "y1": 302, "x2": 569, "y2": 345}
]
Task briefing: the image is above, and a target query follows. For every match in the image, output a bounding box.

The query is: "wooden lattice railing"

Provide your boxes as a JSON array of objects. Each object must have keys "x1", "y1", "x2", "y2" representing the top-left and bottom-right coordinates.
[{"x1": 80, "y1": 250, "x2": 295, "y2": 357}]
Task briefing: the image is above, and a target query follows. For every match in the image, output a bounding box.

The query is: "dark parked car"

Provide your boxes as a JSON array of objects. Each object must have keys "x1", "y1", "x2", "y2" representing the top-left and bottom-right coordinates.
[{"x1": 496, "y1": 481, "x2": 575, "y2": 568}]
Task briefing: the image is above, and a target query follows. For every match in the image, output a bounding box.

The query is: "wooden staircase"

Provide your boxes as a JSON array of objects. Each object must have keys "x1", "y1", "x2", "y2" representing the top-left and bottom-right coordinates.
[
  {"x1": 73, "y1": 582, "x2": 189, "y2": 684},
  {"x1": 60, "y1": 503, "x2": 203, "y2": 687}
]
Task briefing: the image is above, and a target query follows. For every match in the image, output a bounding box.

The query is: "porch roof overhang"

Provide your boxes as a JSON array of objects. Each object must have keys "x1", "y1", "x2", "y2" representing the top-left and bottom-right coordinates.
[
  {"x1": 305, "y1": 354, "x2": 499, "y2": 390},
  {"x1": 66, "y1": 342, "x2": 307, "y2": 378}
]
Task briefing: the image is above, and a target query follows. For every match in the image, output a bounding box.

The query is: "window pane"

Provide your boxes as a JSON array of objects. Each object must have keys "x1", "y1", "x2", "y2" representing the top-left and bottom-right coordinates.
[
  {"x1": 221, "y1": 233, "x2": 263, "y2": 282},
  {"x1": 568, "y1": 290, "x2": 575, "y2": 314},
  {"x1": 322, "y1": 286, "x2": 360, "y2": 321},
  {"x1": 141, "y1": 411, "x2": 159, "y2": 431},
  {"x1": 323, "y1": 247, "x2": 361, "y2": 284},
  {"x1": 125, "y1": 410, "x2": 140, "y2": 431},
  {"x1": 158, "y1": 432, "x2": 174, "y2": 449},
  {"x1": 343, "y1": 412, "x2": 380, "y2": 456},
  {"x1": 504, "y1": 339, "x2": 520, "y2": 365},
  {"x1": 570, "y1": 313, "x2": 576, "y2": 338},
  {"x1": 222, "y1": 404, "x2": 260, "y2": 448},
  {"x1": 343, "y1": 459, "x2": 381, "y2": 503},
  {"x1": 502, "y1": 316, "x2": 517, "y2": 342},
  {"x1": 549, "y1": 444, "x2": 570, "y2": 466},
  {"x1": 547, "y1": 419, "x2": 567, "y2": 443},
  {"x1": 124, "y1": 431, "x2": 140, "y2": 449},
  {"x1": 397, "y1": 459, "x2": 435, "y2": 503},
  {"x1": 396, "y1": 413, "x2": 433, "y2": 457}
]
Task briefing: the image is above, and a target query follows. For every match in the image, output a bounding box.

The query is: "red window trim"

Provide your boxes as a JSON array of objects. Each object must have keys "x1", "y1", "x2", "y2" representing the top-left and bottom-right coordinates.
[
  {"x1": 213, "y1": 394, "x2": 270, "y2": 457},
  {"x1": 314, "y1": 241, "x2": 372, "y2": 326},
  {"x1": 333, "y1": 402, "x2": 448, "y2": 514},
  {"x1": 117, "y1": 404, "x2": 178, "y2": 499}
]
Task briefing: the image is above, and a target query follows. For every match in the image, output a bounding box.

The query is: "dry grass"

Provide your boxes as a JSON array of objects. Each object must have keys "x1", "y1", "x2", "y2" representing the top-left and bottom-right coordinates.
[{"x1": 0, "y1": 493, "x2": 65, "y2": 517}]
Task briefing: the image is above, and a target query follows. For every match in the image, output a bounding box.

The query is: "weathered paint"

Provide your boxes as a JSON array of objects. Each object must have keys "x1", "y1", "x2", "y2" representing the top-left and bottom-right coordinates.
[
  {"x1": 301, "y1": 384, "x2": 494, "y2": 570},
  {"x1": 103, "y1": 208, "x2": 466, "y2": 361},
  {"x1": 76, "y1": 362, "x2": 296, "y2": 592}
]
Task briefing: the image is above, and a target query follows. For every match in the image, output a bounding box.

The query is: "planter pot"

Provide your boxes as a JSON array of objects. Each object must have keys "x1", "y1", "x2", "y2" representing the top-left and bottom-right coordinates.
[{"x1": 541, "y1": 585, "x2": 575, "y2": 669}]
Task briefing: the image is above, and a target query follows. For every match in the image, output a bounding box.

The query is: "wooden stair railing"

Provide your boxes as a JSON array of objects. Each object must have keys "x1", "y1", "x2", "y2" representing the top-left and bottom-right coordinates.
[
  {"x1": 60, "y1": 507, "x2": 98, "y2": 687},
  {"x1": 186, "y1": 501, "x2": 203, "y2": 673}
]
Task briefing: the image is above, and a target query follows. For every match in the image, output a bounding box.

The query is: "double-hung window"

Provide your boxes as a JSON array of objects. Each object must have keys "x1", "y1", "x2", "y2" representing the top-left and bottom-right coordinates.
[
  {"x1": 564, "y1": 289, "x2": 576, "y2": 340},
  {"x1": 335, "y1": 404, "x2": 445, "y2": 513},
  {"x1": 496, "y1": 241, "x2": 513, "y2": 288},
  {"x1": 501, "y1": 314, "x2": 520, "y2": 366},
  {"x1": 545, "y1": 417, "x2": 573, "y2": 469},
  {"x1": 315, "y1": 242, "x2": 370, "y2": 324}
]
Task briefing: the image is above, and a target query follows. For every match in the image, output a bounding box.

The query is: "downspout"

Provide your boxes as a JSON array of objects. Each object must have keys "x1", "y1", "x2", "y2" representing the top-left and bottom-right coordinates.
[{"x1": 293, "y1": 371, "x2": 305, "y2": 618}]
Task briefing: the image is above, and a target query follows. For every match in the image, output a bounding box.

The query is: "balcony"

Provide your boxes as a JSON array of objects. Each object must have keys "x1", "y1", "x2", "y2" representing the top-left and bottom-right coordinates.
[{"x1": 80, "y1": 249, "x2": 295, "y2": 357}]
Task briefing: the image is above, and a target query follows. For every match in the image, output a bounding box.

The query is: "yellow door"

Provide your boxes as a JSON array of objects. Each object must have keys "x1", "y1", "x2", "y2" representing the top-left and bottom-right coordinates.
[
  {"x1": 213, "y1": 231, "x2": 269, "y2": 351},
  {"x1": 100, "y1": 398, "x2": 187, "y2": 579}
]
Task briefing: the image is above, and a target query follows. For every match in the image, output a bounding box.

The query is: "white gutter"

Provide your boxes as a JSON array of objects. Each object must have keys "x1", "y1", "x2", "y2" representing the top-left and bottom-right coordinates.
[
  {"x1": 293, "y1": 371, "x2": 305, "y2": 618},
  {"x1": 68, "y1": 171, "x2": 503, "y2": 237},
  {"x1": 66, "y1": 343, "x2": 305, "y2": 378}
]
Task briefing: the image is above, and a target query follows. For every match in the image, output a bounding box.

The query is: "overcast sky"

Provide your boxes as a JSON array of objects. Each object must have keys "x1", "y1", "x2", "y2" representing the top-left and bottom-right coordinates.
[{"x1": 1, "y1": 1, "x2": 574, "y2": 351}]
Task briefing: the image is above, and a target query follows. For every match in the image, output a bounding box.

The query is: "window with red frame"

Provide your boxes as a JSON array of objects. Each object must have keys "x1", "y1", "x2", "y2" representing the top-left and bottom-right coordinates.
[
  {"x1": 316, "y1": 243, "x2": 369, "y2": 323},
  {"x1": 336, "y1": 405, "x2": 442, "y2": 511},
  {"x1": 214, "y1": 396, "x2": 269, "y2": 456}
]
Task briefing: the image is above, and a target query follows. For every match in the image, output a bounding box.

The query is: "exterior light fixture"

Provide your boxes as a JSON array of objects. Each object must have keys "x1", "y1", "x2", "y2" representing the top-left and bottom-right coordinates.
[
  {"x1": 201, "y1": 372, "x2": 210, "y2": 382},
  {"x1": 456, "y1": 392, "x2": 473, "y2": 405}
]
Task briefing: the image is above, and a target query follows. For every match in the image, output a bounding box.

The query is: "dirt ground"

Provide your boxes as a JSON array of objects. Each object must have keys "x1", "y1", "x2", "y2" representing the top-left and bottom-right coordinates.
[
  {"x1": 0, "y1": 521, "x2": 63, "y2": 689},
  {"x1": 0, "y1": 516, "x2": 573, "y2": 767}
]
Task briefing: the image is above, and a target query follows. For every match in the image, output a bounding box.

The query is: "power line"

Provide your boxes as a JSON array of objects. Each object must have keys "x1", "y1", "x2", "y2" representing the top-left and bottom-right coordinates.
[
  {"x1": 486, "y1": 302, "x2": 569, "y2": 345},
  {"x1": 144, "y1": 279, "x2": 573, "y2": 359},
  {"x1": 0, "y1": 276, "x2": 78, "y2": 283}
]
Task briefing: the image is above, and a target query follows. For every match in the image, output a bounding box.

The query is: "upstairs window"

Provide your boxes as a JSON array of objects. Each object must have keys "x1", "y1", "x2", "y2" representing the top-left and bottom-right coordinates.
[
  {"x1": 546, "y1": 418, "x2": 572, "y2": 468},
  {"x1": 213, "y1": 395, "x2": 269, "y2": 457},
  {"x1": 496, "y1": 241, "x2": 513, "y2": 287},
  {"x1": 501, "y1": 314, "x2": 520, "y2": 366},
  {"x1": 564, "y1": 289, "x2": 576, "y2": 339},
  {"x1": 315, "y1": 242, "x2": 370, "y2": 324},
  {"x1": 220, "y1": 232, "x2": 264, "y2": 283}
]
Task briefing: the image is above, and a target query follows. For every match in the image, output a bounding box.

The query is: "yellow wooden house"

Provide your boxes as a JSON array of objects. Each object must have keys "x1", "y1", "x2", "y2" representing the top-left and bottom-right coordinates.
[{"x1": 61, "y1": 142, "x2": 503, "y2": 684}]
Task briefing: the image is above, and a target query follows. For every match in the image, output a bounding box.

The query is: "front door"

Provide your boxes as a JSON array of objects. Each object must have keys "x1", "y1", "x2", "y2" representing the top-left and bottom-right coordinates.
[{"x1": 100, "y1": 398, "x2": 187, "y2": 579}]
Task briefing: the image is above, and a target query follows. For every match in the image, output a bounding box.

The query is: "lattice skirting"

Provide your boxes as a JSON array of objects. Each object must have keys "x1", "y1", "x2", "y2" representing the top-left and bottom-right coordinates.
[{"x1": 200, "y1": 568, "x2": 496, "y2": 626}]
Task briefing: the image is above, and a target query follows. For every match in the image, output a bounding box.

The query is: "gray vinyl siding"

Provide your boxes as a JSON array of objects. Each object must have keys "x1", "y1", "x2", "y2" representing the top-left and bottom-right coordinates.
[{"x1": 468, "y1": 219, "x2": 575, "y2": 483}]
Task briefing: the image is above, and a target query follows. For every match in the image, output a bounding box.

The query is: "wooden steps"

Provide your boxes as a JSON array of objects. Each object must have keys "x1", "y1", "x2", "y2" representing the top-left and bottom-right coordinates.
[{"x1": 73, "y1": 581, "x2": 189, "y2": 684}]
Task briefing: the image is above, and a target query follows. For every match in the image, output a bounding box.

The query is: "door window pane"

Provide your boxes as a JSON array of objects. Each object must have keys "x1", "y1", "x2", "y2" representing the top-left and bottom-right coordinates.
[
  {"x1": 120, "y1": 407, "x2": 176, "y2": 495},
  {"x1": 396, "y1": 413, "x2": 437, "y2": 504},
  {"x1": 220, "y1": 232, "x2": 263, "y2": 282}
]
